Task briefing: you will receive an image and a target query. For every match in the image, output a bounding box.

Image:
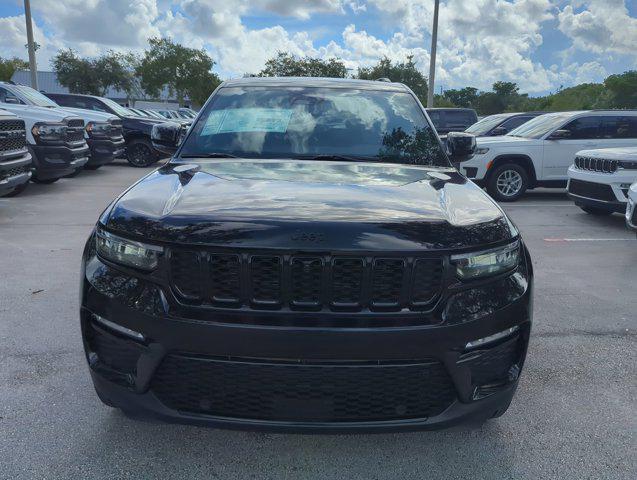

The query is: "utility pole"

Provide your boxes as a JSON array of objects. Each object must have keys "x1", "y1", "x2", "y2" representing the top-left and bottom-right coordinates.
[
  {"x1": 24, "y1": 0, "x2": 38, "y2": 90},
  {"x1": 427, "y1": 0, "x2": 440, "y2": 108}
]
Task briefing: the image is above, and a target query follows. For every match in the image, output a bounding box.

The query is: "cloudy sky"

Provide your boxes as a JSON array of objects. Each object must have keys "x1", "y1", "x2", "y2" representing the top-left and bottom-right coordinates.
[{"x1": 1, "y1": 0, "x2": 636, "y2": 95}]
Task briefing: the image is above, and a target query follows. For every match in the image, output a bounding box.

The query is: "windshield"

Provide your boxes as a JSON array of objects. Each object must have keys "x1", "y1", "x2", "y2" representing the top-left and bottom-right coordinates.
[
  {"x1": 179, "y1": 86, "x2": 448, "y2": 166},
  {"x1": 507, "y1": 112, "x2": 573, "y2": 139},
  {"x1": 13, "y1": 85, "x2": 59, "y2": 107},
  {"x1": 465, "y1": 114, "x2": 510, "y2": 135},
  {"x1": 100, "y1": 97, "x2": 135, "y2": 117}
]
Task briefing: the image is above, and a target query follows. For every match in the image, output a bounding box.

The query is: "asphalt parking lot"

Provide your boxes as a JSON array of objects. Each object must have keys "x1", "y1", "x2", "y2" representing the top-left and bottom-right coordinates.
[{"x1": 1, "y1": 160, "x2": 635, "y2": 480}]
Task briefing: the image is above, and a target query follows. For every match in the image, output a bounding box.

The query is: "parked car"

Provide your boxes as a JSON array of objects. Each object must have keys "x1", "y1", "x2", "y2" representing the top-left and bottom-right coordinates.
[
  {"x1": 0, "y1": 108, "x2": 32, "y2": 197},
  {"x1": 0, "y1": 85, "x2": 89, "y2": 183},
  {"x1": 44, "y1": 93, "x2": 167, "y2": 167},
  {"x1": 81, "y1": 77, "x2": 532, "y2": 431},
  {"x1": 567, "y1": 147, "x2": 637, "y2": 215},
  {"x1": 626, "y1": 181, "x2": 637, "y2": 235},
  {"x1": 0, "y1": 82, "x2": 122, "y2": 173},
  {"x1": 140, "y1": 109, "x2": 169, "y2": 120},
  {"x1": 465, "y1": 112, "x2": 547, "y2": 137},
  {"x1": 426, "y1": 108, "x2": 478, "y2": 137},
  {"x1": 461, "y1": 110, "x2": 637, "y2": 201},
  {"x1": 178, "y1": 107, "x2": 197, "y2": 118}
]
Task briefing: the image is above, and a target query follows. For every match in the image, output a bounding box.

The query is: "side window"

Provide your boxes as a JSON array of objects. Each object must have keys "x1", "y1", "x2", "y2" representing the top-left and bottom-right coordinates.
[
  {"x1": 601, "y1": 116, "x2": 637, "y2": 139},
  {"x1": 427, "y1": 111, "x2": 443, "y2": 129},
  {"x1": 53, "y1": 96, "x2": 76, "y2": 107},
  {"x1": 0, "y1": 87, "x2": 24, "y2": 104},
  {"x1": 501, "y1": 116, "x2": 530, "y2": 131},
  {"x1": 561, "y1": 116, "x2": 603, "y2": 140},
  {"x1": 88, "y1": 99, "x2": 109, "y2": 113}
]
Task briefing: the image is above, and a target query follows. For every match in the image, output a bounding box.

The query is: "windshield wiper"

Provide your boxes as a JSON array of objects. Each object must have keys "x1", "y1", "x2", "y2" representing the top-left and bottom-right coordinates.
[
  {"x1": 292, "y1": 154, "x2": 371, "y2": 162},
  {"x1": 180, "y1": 152, "x2": 238, "y2": 158}
]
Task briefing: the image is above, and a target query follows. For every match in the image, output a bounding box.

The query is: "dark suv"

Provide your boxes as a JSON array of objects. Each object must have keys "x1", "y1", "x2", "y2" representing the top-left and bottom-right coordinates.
[
  {"x1": 45, "y1": 93, "x2": 166, "y2": 167},
  {"x1": 81, "y1": 77, "x2": 532, "y2": 432},
  {"x1": 426, "y1": 108, "x2": 479, "y2": 137}
]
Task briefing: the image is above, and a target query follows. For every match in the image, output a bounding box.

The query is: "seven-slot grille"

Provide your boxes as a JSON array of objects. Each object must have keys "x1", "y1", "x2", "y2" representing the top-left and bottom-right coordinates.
[
  {"x1": 574, "y1": 156, "x2": 618, "y2": 173},
  {"x1": 169, "y1": 250, "x2": 444, "y2": 312},
  {"x1": 568, "y1": 178, "x2": 617, "y2": 202},
  {"x1": 0, "y1": 119, "x2": 26, "y2": 153}
]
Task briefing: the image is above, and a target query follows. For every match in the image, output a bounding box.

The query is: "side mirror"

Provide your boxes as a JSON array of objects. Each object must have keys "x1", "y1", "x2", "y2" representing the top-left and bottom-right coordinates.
[
  {"x1": 491, "y1": 126, "x2": 508, "y2": 136},
  {"x1": 151, "y1": 122, "x2": 184, "y2": 156},
  {"x1": 446, "y1": 132, "x2": 476, "y2": 163},
  {"x1": 4, "y1": 97, "x2": 21, "y2": 105},
  {"x1": 548, "y1": 129, "x2": 571, "y2": 140}
]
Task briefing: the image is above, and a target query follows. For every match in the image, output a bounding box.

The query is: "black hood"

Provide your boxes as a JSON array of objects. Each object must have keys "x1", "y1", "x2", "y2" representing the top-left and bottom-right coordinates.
[{"x1": 103, "y1": 160, "x2": 516, "y2": 251}]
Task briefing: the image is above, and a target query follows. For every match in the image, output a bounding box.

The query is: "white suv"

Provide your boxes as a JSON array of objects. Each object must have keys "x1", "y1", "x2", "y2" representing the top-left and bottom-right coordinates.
[
  {"x1": 567, "y1": 147, "x2": 637, "y2": 215},
  {"x1": 460, "y1": 110, "x2": 637, "y2": 201}
]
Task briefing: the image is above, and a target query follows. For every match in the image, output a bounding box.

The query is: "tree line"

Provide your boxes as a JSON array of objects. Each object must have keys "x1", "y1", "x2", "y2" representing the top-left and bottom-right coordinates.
[{"x1": 1, "y1": 43, "x2": 636, "y2": 113}]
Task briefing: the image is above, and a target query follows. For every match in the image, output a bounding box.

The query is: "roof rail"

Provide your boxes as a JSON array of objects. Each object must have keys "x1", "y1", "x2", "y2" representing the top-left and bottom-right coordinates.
[{"x1": 375, "y1": 77, "x2": 391, "y2": 83}]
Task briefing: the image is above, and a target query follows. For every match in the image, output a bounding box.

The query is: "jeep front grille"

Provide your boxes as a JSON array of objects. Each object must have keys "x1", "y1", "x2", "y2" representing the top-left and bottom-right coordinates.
[
  {"x1": 168, "y1": 250, "x2": 444, "y2": 313},
  {"x1": 574, "y1": 156, "x2": 618, "y2": 173}
]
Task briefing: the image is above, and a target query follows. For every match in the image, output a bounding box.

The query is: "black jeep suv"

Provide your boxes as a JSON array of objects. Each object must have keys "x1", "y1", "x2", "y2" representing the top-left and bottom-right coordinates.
[{"x1": 80, "y1": 77, "x2": 532, "y2": 432}]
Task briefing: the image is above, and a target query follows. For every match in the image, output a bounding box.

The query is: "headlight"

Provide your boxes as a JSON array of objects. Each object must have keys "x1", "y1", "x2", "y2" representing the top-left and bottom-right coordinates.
[
  {"x1": 475, "y1": 147, "x2": 490, "y2": 155},
  {"x1": 627, "y1": 197, "x2": 635, "y2": 221},
  {"x1": 96, "y1": 229, "x2": 162, "y2": 271},
  {"x1": 86, "y1": 121, "x2": 110, "y2": 137},
  {"x1": 31, "y1": 122, "x2": 67, "y2": 141},
  {"x1": 451, "y1": 240, "x2": 520, "y2": 279}
]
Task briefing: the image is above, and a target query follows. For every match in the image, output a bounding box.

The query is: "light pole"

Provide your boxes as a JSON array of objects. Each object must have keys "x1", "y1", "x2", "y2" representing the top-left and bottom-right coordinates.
[
  {"x1": 24, "y1": 0, "x2": 38, "y2": 90},
  {"x1": 427, "y1": 0, "x2": 440, "y2": 108}
]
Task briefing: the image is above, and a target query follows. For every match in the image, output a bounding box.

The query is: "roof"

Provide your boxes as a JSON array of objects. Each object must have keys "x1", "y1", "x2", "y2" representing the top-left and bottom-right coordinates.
[{"x1": 221, "y1": 76, "x2": 409, "y2": 91}]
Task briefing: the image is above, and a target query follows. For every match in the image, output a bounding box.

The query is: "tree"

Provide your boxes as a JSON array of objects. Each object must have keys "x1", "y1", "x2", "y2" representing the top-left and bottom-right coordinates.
[
  {"x1": 258, "y1": 52, "x2": 347, "y2": 78},
  {"x1": 443, "y1": 87, "x2": 478, "y2": 108},
  {"x1": 136, "y1": 37, "x2": 221, "y2": 106},
  {"x1": 604, "y1": 71, "x2": 637, "y2": 108},
  {"x1": 52, "y1": 49, "x2": 137, "y2": 96},
  {"x1": 0, "y1": 57, "x2": 29, "y2": 81},
  {"x1": 52, "y1": 49, "x2": 101, "y2": 95},
  {"x1": 93, "y1": 51, "x2": 137, "y2": 96},
  {"x1": 357, "y1": 56, "x2": 428, "y2": 102}
]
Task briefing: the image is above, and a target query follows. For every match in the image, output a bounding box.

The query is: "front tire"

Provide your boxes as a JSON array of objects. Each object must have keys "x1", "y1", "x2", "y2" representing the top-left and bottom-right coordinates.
[
  {"x1": 126, "y1": 139, "x2": 158, "y2": 167},
  {"x1": 578, "y1": 205, "x2": 613, "y2": 216},
  {"x1": 487, "y1": 163, "x2": 528, "y2": 202},
  {"x1": 84, "y1": 164, "x2": 102, "y2": 171}
]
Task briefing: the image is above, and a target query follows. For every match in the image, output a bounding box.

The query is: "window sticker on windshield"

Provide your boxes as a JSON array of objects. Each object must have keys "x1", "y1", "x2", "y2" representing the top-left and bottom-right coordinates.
[{"x1": 201, "y1": 108, "x2": 293, "y2": 135}]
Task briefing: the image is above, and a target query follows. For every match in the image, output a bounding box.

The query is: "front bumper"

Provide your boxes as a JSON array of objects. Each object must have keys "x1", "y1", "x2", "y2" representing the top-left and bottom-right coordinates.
[
  {"x1": 87, "y1": 137, "x2": 126, "y2": 166},
  {"x1": 80, "y1": 242, "x2": 533, "y2": 432},
  {"x1": 0, "y1": 151, "x2": 32, "y2": 196},
  {"x1": 567, "y1": 167, "x2": 634, "y2": 213},
  {"x1": 31, "y1": 143, "x2": 90, "y2": 180}
]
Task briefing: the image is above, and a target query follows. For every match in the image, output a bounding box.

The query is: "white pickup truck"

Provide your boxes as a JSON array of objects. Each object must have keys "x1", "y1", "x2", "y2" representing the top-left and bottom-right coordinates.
[
  {"x1": 0, "y1": 82, "x2": 124, "y2": 181},
  {"x1": 459, "y1": 110, "x2": 637, "y2": 201}
]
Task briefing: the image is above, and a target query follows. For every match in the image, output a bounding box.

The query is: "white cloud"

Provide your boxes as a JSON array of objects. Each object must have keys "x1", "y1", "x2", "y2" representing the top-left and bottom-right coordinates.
[
  {"x1": 558, "y1": 0, "x2": 637, "y2": 55},
  {"x1": 1, "y1": 0, "x2": 634, "y2": 94}
]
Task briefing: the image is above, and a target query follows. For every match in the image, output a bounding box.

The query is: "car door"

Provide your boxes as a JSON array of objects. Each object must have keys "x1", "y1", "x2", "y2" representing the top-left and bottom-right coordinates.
[{"x1": 542, "y1": 115, "x2": 603, "y2": 180}]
